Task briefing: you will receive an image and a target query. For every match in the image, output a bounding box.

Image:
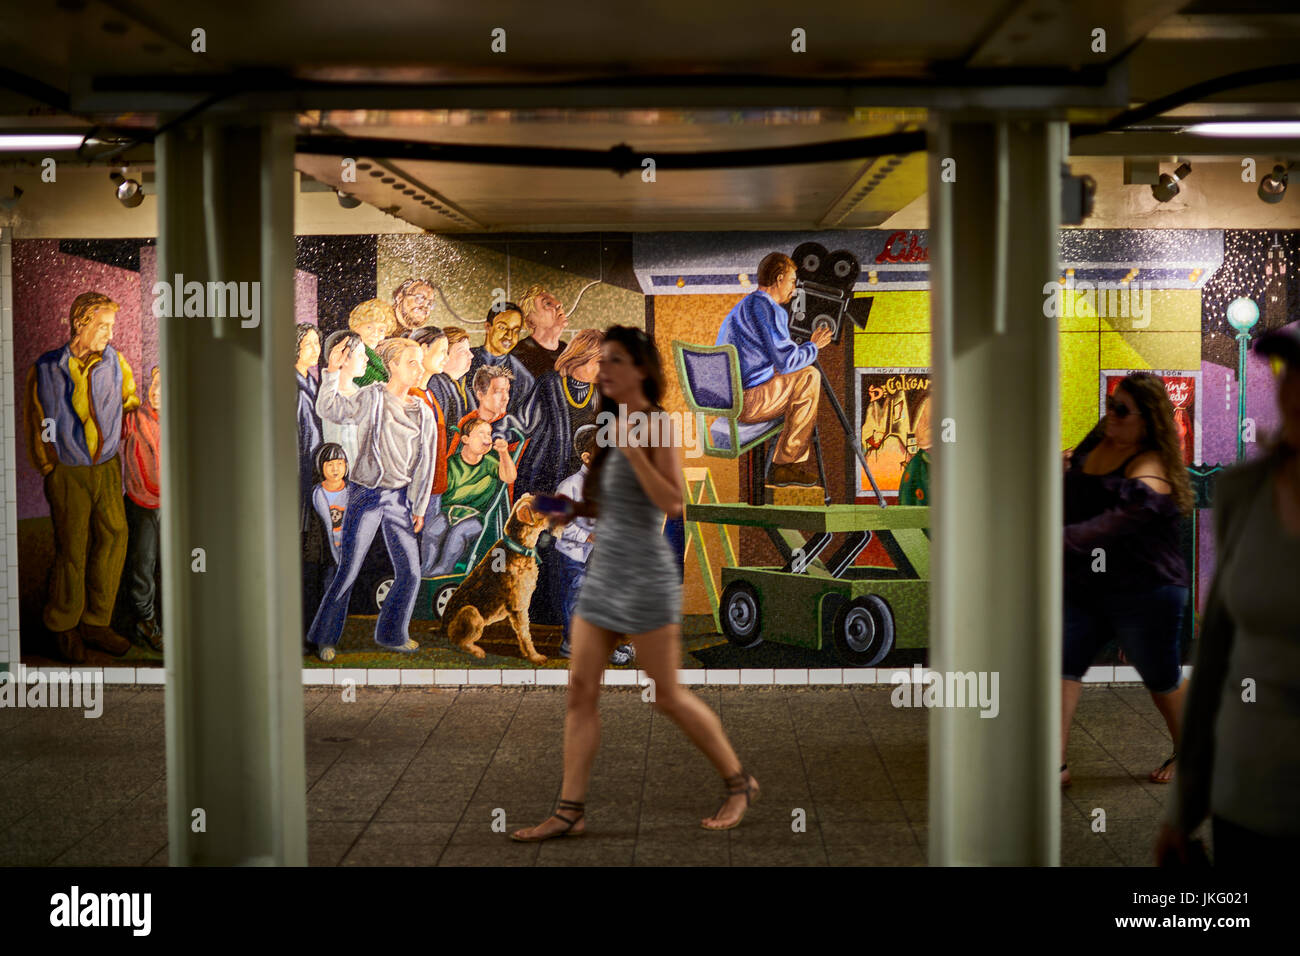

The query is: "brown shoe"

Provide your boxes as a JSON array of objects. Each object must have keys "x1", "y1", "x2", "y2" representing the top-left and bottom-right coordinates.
[
  {"x1": 80, "y1": 623, "x2": 130, "y2": 656},
  {"x1": 768, "y1": 462, "x2": 820, "y2": 487},
  {"x1": 54, "y1": 628, "x2": 86, "y2": 664},
  {"x1": 135, "y1": 618, "x2": 163, "y2": 653}
]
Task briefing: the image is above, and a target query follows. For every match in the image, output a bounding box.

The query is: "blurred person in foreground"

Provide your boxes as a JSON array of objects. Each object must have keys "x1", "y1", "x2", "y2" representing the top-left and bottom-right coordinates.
[{"x1": 1158, "y1": 327, "x2": 1300, "y2": 866}]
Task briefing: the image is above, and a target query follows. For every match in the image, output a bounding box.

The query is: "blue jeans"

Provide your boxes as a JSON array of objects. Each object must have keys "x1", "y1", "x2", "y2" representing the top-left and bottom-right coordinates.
[
  {"x1": 1063, "y1": 584, "x2": 1189, "y2": 692},
  {"x1": 557, "y1": 550, "x2": 587, "y2": 644},
  {"x1": 307, "y1": 485, "x2": 421, "y2": 649},
  {"x1": 419, "y1": 493, "x2": 443, "y2": 576}
]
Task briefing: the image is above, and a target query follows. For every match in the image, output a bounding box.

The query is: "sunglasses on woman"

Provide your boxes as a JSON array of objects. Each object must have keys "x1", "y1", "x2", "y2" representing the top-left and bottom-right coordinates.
[{"x1": 1105, "y1": 396, "x2": 1135, "y2": 419}]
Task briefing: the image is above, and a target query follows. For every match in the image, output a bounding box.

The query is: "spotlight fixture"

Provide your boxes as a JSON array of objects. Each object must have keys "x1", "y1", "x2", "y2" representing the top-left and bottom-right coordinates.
[
  {"x1": 1151, "y1": 161, "x2": 1191, "y2": 203},
  {"x1": 1258, "y1": 164, "x2": 1288, "y2": 204},
  {"x1": 109, "y1": 169, "x2": 144, "y2": 208},
  {"x1": 336, "y1": 190, "x2": 361, "y2": 209}
]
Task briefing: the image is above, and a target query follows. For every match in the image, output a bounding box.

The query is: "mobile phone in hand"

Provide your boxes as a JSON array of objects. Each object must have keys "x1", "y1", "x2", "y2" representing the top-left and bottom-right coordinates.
[{"x1": 533, "y1": 494, "x2": 571, "y2": 515}]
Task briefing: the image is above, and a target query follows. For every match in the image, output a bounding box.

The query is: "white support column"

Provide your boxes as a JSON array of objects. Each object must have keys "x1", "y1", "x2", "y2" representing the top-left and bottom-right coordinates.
[
  {"x1": 156, "y1": 114, "x2": 307, "y2": 865},
  {"x1": 928, "y1": 117, "x2": 1064, "y2": 865}
]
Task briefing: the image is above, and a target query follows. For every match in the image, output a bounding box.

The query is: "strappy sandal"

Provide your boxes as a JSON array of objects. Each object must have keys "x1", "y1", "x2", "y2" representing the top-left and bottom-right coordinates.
[
  {"x1": 701, "y1": 769, "x2": 759, "y2": 831},
  {"x1": 509, "y1": 799, "x2": 586, "y2": 842},
  {"x1": 1149, "y1": 752, "x2": 1176, "y2": 784}
]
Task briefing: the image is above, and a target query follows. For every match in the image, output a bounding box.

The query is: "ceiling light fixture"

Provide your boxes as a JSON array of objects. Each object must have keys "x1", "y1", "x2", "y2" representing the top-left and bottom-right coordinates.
[
  {"x1": 109, "y1": 169, "x2": 144, "y2": 208},
  {"x1": 1185, "y1": 122, "x2": 1300, "y2": 137},
  {"x1": 1258, "y1": 164, "x2": 1288, "y2": 204},
  {"x1": 1151, "y1": 162, "x2": 1191, "y2": 203}
]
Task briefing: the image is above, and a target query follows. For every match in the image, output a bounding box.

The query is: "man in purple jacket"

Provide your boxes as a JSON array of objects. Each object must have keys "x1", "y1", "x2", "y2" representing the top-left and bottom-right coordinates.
[
  {"x1": 715, "y1": 252, "x2": 831, "y2": 486},
  {"x1": 25, "y1": 292, "x2": 139, "y2": 662}
]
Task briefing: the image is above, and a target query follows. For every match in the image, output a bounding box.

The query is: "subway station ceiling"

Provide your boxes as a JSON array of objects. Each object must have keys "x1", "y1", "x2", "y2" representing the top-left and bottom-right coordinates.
[{"x1": 2, "y1": 0, "x2": 1300, "y2": 231}]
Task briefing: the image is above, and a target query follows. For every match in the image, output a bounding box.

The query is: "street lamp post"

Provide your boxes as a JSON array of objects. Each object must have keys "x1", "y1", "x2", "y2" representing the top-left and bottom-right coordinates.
[{"x1": 1226, "y1": 296, "x2": 1260, "y2": 461}]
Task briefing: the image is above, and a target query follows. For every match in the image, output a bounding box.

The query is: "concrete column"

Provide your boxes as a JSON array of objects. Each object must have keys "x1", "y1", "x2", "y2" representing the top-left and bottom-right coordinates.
[
  {"x1": 156, "y1": 114, "x2": 306, "y2": 865},
  {"x1": 928, "y1": 117, "x2": 1063, "y2": 865}
]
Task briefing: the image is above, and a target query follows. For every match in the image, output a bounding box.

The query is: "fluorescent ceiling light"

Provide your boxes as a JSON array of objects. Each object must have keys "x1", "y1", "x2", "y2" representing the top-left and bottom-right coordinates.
[
  {"x1": 1184, "y1": 122, "x2": 1300, "y2": 137},
  {"x1": 0, "y1": 134, "x2": 92, "y2": 151}
]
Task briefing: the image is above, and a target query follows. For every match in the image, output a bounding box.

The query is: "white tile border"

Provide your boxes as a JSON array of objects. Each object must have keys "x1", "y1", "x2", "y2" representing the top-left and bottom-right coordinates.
[{"x1": 22, "y1": 664, "x2": 1166, "y2": 688}]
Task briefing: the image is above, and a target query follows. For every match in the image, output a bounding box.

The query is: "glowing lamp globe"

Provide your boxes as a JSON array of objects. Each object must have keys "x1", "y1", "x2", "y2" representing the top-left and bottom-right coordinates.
[{"x1": 1226, "y1": 297, "x2": 1259, "y2": 334}]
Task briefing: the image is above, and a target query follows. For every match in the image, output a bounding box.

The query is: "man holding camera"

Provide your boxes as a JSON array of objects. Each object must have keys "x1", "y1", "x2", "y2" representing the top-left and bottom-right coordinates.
[{"x1": 715, "y1": 252, "x2": 831, "y2": 487}]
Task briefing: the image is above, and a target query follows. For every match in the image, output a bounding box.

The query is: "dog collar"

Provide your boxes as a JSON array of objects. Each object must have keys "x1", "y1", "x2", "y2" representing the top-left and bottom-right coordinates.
[{"x1": 503, "y1": 534, "x2": 541, "y2": 563}]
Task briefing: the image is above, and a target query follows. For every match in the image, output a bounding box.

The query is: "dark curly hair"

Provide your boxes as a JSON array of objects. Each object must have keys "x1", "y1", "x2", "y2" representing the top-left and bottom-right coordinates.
[
  {"x1": 1115, "y1": 372, "x2": 1194, "y2": 515},
  {"x1": 582, "y1": 326, "x2": 667, "y2": 514}
]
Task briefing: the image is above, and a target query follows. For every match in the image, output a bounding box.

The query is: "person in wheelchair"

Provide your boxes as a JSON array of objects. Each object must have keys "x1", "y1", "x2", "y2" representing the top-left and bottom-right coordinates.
[{"x1": 425, "y1": 413, "x2": 518, "y2": 577}]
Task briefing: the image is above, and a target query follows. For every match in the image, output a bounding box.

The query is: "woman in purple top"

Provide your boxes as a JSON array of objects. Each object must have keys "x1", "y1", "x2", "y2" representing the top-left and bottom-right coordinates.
[{"x1": 1059, "y1": 372, "x2": 1194, "y2": 788}]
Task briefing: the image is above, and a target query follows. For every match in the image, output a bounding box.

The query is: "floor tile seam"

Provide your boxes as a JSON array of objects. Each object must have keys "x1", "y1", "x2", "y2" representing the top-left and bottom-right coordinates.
[
  {"x1": 337, "y1": 686, "x2": 464, "y2": 865},
  {"x1": 778, "y1": 688, "x2": 828, "y2": 863},
  {"x1": 434, "y1": 687, "x2": 528, "y2": 866}
]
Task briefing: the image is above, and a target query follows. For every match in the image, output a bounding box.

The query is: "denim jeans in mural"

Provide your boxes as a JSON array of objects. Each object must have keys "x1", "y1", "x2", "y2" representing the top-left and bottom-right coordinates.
[
  {"x1": 557, "y1": 550, "x2": 587, "y2": 643},
  {"x1": 307, "y1": 484, "x2": 421, "y2": 649}
]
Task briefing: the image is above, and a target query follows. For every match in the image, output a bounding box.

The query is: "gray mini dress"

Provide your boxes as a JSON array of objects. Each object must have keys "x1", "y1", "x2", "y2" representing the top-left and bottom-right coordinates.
[{"x1": 573, "y1": 445, "x2": 682, "y2": 635}]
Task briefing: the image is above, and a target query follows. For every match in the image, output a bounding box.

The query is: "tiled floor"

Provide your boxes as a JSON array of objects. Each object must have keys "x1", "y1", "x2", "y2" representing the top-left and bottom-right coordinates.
[{"x1": 0, "y1": 684, "x2": 1190, "y2": 866}]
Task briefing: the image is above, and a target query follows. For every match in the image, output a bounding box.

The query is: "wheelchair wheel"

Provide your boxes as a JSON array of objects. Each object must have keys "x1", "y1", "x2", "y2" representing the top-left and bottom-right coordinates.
[
  {"x1": 374, "y1": 577, "x2": 394, "y2": 612},
  {"x1": 434, "y1": 582, "x2": 459, "y2": 619},
  {"x1": 720, "y1": 580, "x2": 763, "y2": 649}
]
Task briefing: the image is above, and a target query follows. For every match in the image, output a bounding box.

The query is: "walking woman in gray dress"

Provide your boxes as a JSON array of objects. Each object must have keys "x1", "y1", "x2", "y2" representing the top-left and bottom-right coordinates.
[{"x1": 510, "y1": 326, "x2": 759, "y2": 841}]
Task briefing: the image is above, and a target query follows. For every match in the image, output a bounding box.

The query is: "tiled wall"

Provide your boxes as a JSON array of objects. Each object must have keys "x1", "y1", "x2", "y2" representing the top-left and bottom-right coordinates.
[{"x1": 1, "y1": 228, "x2": 17, "y2": 669}]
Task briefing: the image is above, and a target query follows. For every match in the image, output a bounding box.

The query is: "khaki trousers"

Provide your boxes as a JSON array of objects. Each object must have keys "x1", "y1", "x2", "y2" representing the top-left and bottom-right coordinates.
[
  {"x1": 738, "y1": 366, "x2": 820, "y2": 465},
  {"x1": 42, "y1": 459, "x2": 129, "y2": 632}
]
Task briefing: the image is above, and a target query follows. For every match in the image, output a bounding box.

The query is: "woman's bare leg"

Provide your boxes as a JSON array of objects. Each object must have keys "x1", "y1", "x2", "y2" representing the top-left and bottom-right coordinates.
[
  {"x1": 633, "y1": 622, "x2": 756, "y2": 827},
  {"x1": 511, "y1": 614, "x2": 618, "y2": 839},
  {"x1": 1148, "y1": 682, "x2": 1186, "y2": 783},
  {"x1": 1061, "y1": 679, "x2": 1082, "y2": 785}
]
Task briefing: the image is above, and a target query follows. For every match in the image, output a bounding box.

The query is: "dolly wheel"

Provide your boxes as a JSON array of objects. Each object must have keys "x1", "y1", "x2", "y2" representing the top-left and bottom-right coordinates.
[
  {"x1": 720, "y1": 581, "x2": 763, "y2": 649},
  {"x1": 832, "y1": 595, "x2": 895, "y2": 666},
  {"x1": 434, "y1": 583, "x2": 458, "y2": 619}
]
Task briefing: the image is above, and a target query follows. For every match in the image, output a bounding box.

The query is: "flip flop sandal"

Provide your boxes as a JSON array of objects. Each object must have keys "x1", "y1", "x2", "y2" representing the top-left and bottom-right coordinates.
[
  {"x1": 1149, "y1": 753, "x2": 1176, "y2": 784},
  {"x1": 702, "y1": 770, "x2": 759, "y2": 831},
  {"x1": 509, "y1": 800, "x2": 586, "y2": 842}
]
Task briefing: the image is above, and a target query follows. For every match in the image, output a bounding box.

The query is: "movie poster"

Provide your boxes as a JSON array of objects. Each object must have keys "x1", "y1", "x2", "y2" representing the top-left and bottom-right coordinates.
[
  {"x1": 854, "y1": 367, "x2": 932, "y2": 502},
  {"x1": 1100, "y1": 369, "x2": 1201, "y2": 466}
]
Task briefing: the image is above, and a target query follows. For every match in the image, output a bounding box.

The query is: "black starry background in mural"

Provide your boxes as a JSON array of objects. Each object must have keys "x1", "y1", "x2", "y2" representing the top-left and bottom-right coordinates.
[
  {"x1": 296, "y1": 235, "x2": 378, "y2": 337},
  {"x1": 58, "y1": 238, "x2": 154, "y2": 273},
  {"x1": 1201, "y1": 230, "x2": 1298, "y2": 368}
]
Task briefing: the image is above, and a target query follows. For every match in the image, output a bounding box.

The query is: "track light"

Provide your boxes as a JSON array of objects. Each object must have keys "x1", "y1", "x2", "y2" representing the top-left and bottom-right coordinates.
[
  {"x1": 336, "y1": 190, "x2": 361, "y2": 209},
  {"x1": 109, "y1": 169, "x2": 144, "y2": 208},
  {"x1": 1258, "y1": 165, "x2": 1288, "y2": 204},
  {"x1": 1151, "y1": 161, "x2": 1192, "y2": 203}
]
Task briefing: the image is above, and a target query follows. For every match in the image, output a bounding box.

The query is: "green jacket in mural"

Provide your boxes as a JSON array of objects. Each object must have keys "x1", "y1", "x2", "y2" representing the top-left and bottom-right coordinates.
[{"x1": 899, "y1": 450, "x2": 930, "y2": 505}]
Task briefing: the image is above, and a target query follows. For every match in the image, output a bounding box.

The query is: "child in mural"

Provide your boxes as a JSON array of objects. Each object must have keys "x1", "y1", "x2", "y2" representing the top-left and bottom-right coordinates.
[
  {"x1": 426, "y1": 326, "x2": 474, "y2": 425},
  {"x1": 898, "y1": 393, "x2": 932, "y2": 505},
  {"x1": 425, "y1": 413, "x2": 517, "y2": 577},
  {"x1": 119, "y1": 364, "x2": 163, "y2": 651},
  {"x1": 302, "y1": 442, "x2": 349, "y2": 642},
  {"x1": 308, "y1": 337, "x2": 439, "y2": 661},
  {"x1": 319, "y1": 330, "x2": 367, "y2": 467},
  {"x1": 295, "y1": 323, "x2": 323, "y2": 513},
  {"x1": 25, "y1": 291, "x2": 139, "y2": 663},
  {"x1": 448, "y1": 365, "x2": 528, "y2": 460},
  {"x1": 311, "y1": 443, "x2": 352, "y2": 567},
  {"x1": 406, "y1": 326, "x2": 452, "y2": 575},
  {"x1": 553, "y1": 425, "x2": 634, "y2": 666},
  {"x1": 348, "y1": 298, "x2": 397, "y2": 387}
]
